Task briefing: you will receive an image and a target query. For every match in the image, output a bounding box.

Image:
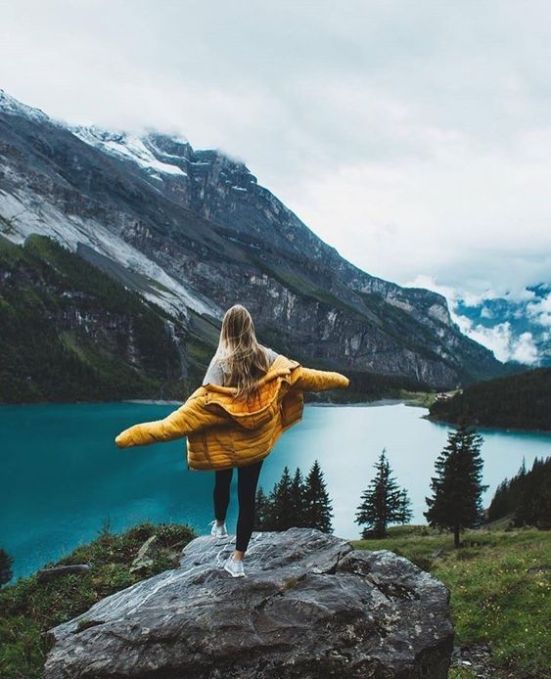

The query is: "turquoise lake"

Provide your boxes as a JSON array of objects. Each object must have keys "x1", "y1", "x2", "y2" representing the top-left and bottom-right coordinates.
[{"x1": 2, "y1": 401, "x2": 550, "y2": 580}]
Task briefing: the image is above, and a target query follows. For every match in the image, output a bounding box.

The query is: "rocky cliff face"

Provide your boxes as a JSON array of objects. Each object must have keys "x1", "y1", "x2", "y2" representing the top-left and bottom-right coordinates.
[
  {"x1": 0, "y1": 234, "x2": 191, "y2": 402},
  {"x1": 0, "y1": 89, "x2": 506, "y2": 391},
  {"x1": 44, "y1": 528, "x2": 454, "y2": 678}
]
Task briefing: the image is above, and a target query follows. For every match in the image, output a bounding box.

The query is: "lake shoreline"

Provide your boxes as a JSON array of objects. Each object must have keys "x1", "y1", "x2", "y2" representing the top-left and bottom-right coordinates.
[
  {"x1": 123, "y1": 397, "x2": 419, "y2": 408},
  {"x1": 423, "y1": 413, "x2": 551, "y2": 437}
]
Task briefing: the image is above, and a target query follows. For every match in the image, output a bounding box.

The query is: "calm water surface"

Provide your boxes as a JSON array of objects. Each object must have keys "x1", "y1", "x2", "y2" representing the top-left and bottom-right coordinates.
[{"x1": 2, "y1": 401, "x2": 550, "y2": 579}]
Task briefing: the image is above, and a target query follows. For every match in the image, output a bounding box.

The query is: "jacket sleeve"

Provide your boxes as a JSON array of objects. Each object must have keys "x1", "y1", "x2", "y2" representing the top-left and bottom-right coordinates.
[
  {"x1": 115, "y1": 394, "x2": 225, "y2": 448},
  {"x1": 292, "y1": 366, "x2": 350, "y2": 392}
]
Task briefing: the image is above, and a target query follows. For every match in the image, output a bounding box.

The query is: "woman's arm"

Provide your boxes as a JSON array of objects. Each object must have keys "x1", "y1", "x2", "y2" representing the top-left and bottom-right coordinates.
[
  {"x1": 115, "y1": 393, "x2": 226, "y2": 448},
  {"x1": 291, "y1": 366, "x2": 350, "y2": 392}
]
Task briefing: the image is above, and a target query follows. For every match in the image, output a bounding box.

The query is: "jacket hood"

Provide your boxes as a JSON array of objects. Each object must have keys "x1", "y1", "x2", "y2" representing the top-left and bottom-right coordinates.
[{"x1": 201, "y1": 355, "x2": 300, "y2": 430}]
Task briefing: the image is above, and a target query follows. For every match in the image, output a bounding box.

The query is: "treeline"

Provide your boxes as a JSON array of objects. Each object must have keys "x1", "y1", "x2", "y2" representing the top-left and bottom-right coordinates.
[
  {"x1": 255, "y1": 423, "x2": 493, "y2": 550},
  {"x1": 429, "y1": 368, "x2": 551, "y2": 431},
  {"x1": 316, "y1": 369, "x2": 431, "y2": 403},
  {"x1": 0, "y1": 550, "x2": 12, "y2": 587},
  {"x1": 255, "y1": 461, "x2": 333, "y2": 533},
  {"x1": 2, "y1": 427, "x2": 547, "y2": 588},
  {"x1": 488, "y1": 456, "x2": 551, "y2": 529}
]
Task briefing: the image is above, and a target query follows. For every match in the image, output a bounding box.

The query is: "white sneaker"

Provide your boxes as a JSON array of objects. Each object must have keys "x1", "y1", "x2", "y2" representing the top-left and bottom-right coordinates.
[
  {"x1": 224, "y1": 555, "x2": 245, "y2": 578},
  {"x1": 209, "y1": 520, "x2": 228, "y2": 538}
]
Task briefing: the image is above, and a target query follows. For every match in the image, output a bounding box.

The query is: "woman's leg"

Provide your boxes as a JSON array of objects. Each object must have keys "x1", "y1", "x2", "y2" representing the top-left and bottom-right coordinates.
[
  {"x1": 213, "y1": 468, "x2": 233, "y2": 523},
  {"x1": 234, "y1": 460, "x2": 264, "y2": 558}
]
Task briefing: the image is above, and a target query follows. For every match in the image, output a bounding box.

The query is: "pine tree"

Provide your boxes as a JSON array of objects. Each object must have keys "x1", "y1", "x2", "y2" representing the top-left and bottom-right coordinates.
[
  {"x1": 397, "y1": 488, "x2": 413, "y2": 525},
  {"x1": 0, "y1": 548, "x2": 13, "y2": 587},
  {"x1": 290, "y1": 467, "x2": 307, "y2": 526},
  {"x1": 515, "y1": 457, "x2": 551, "y2": 529},
  {"x1": 424, "y1": 423, "x2": 488, "y2": 548},
  {"x1": 303, "y1": 460, "x2": 333, "y2": 533},
  {"x1": 355, "y1": 449, "x2": 412, "y2": 538},
  {"x1": 268, "y1": 466, "x2": 295, "y2": 530},
  {"x1": 254, "y1": 487, "x2": 270, "y2": 530}
]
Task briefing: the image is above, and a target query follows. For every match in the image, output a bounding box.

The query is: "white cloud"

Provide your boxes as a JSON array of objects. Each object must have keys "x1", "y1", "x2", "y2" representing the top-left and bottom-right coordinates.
[
  {"x1": 406, "y1": 274, "x2": 498, "y2": 314},
  {"x1": 406, "y1": 274, "x2": 545, "y2": 363},
  {"x1": 0, "y1": 0, "x2": 550, "y2": 300},
  {"x1": 480, "y1": 306, "x2": 494, "y2": 320},
  {"x1": 527, "y1": 292, "x2": 551, "y2": 327},
  {"x1": 511, "y1": 332, "x2": 540, "y2": 364},
  {"x1": 458, "y1": 320, "x2": 539, "y2": 364}
]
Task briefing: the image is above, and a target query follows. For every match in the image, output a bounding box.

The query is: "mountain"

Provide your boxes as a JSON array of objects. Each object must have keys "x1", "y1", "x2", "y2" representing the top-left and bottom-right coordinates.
[
  {"x1": 455, "y1": 285, "x2": 551, "y2": 366},
  {"x1": 0, "y1": 89, "x2": 508, "y2": 400}
]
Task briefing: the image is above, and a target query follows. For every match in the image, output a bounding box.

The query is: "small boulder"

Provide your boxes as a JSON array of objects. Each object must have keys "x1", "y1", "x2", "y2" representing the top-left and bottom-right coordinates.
[{"x1": 44, "y1": 528, "x2": 453, "y2": 678}]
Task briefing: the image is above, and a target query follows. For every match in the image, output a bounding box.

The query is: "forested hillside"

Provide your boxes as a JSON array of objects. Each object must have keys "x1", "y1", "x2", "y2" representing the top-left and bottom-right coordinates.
[
  {"x1": 429, "y1": 368, "x2": 551, "y2": 431},
  {"x1": 488, "y1": 456, "x2": 551, "y2": 528}
]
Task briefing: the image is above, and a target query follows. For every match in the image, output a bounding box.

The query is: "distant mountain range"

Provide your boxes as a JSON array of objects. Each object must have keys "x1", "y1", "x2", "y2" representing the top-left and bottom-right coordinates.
[
  {"x1": 455, "y1": 285, "x2": 550, "y2": 366},
  {"x1": 0, "y1": 90, "x2": 511, "y2": 401}
]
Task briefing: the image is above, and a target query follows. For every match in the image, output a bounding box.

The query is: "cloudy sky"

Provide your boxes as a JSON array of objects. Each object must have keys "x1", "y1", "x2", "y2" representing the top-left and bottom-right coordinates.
[{"x1": 1, "y1": 1, "x2": 550, "y2": 359}]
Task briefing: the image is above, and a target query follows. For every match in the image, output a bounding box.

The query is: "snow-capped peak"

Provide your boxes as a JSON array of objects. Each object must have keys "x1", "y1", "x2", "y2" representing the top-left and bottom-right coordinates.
[
  {"x1": 0, "y1": 89, "x2": 50, "y2": 124},
  {"x1": 72, "y1": 124, "x2": 188, "y2": 177}
]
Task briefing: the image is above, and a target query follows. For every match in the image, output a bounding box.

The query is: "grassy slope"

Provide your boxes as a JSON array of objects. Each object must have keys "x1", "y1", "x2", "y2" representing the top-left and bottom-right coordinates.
[
  {"x1": 353, "y1": 525, "x2": 551, "y2": 678},
  {"x1": 0, "y1": 523, "x2": 195, "y2": 679}
]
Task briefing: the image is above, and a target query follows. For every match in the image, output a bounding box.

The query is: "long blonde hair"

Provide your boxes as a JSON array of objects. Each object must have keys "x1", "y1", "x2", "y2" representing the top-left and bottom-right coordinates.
[{"x1": 214, "y1": 304, "x2": 271, "y2": 398}]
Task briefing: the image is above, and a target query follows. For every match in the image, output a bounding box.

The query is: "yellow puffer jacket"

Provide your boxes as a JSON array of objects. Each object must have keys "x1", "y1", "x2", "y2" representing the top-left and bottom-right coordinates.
[{"x1": 115, "y1": 355, "x2": 349, "y2": 471}]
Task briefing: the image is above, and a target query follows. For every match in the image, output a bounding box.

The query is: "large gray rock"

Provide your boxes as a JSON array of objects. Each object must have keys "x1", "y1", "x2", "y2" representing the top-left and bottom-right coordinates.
[{"x1": 44, "y1": 528, "x2": 453, "y2": 678}]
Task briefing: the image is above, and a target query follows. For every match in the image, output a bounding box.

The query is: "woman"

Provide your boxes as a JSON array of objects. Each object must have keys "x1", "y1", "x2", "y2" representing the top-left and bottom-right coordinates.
[{"x1": 115, "y1": 304, "x2": 349, "y2": 578}]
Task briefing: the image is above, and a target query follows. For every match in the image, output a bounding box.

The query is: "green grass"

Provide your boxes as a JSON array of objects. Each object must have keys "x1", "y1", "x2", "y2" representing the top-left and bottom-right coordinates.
[
  {"x1": 0, "y1": 522, "x2": 195, "y2": 679},
  {"x1": 352, "y1": 525, "x2": 551, "y2": 678},
  {"x1": 399, "y1": 389, "x2": 441, "y2": 408}
]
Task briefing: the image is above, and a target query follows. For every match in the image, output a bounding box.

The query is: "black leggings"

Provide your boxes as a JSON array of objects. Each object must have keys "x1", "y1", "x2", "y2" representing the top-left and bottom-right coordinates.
[{"x1": 213, "y1": 460, "x2": 264, "y2": 552}]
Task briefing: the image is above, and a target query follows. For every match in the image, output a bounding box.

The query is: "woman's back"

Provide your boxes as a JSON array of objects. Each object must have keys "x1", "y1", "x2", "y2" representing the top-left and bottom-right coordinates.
[{"x1": 202, "y1": 345, "x2": 279, "y2": 387}]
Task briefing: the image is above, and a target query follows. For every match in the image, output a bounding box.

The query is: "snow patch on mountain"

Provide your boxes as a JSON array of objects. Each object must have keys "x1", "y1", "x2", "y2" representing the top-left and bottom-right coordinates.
[
  {"x1": 0, "y1": 89, "x2": 50, "y2": 124},
  {"x1": 72, "y1": 126, "x2": 187, "y2": 177},
  {"x1": 409, "y1": 274, "x2": 550, "y2": 366},
  {"x1": 0, "y1": 189, "x2": 219, "y2": 319}
]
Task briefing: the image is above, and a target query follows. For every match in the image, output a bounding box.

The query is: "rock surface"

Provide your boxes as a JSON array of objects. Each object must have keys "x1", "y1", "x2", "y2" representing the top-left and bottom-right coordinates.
[{"x1": 44, "y1": 528, "x2": 454, "y2": 678}]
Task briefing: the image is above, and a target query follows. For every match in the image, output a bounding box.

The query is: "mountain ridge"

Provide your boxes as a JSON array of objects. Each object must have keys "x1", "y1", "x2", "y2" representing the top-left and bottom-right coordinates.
[
  {"x1": 0, "y1": 89, "x2": 509, "y2": 394},
  {"x1": 455, "y1": 283, "x2": 551, "y2": 366}
]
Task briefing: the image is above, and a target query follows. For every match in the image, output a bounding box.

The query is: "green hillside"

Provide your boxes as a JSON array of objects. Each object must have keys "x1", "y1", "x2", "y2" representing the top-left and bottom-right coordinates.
[
  {"x1": 488, "y1": 456, "x2": 551, "y2": 528},
  {"x1": 354, "y1": 525, "x2": 551, "y2": 678}
]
